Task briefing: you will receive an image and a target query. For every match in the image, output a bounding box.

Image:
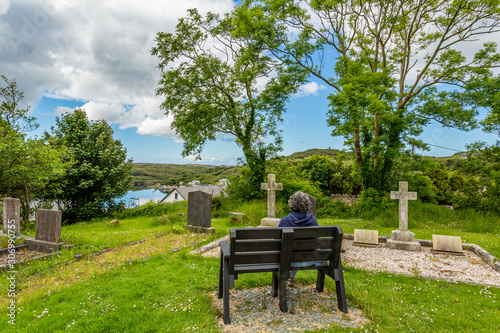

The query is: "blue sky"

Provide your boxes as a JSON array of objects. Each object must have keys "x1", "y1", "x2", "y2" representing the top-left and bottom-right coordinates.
[{"x1": 2, "y1": 0, "x2": 499, "y2": 165}]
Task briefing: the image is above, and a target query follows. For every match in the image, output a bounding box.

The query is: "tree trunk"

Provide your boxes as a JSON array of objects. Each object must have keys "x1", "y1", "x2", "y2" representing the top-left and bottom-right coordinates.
[{"x1": 353, "y1": 127, "x2": 362, "y2": 168}]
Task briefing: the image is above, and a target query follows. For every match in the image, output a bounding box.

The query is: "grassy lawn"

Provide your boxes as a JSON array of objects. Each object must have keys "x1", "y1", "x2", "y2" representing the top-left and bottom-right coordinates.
[{"x1": 1, "y1": 201, "x2": 499, "y2": 332}]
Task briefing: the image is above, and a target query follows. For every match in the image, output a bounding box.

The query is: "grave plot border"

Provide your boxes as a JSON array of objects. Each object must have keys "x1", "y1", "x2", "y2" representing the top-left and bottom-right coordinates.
[{"x1": 342, "y1": 234, "x2": 499, "y2": 272}]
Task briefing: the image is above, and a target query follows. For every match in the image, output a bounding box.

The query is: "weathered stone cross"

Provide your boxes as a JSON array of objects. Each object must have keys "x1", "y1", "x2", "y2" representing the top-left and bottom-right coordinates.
[
  {"x1": 390, "y1": 181, "x2": 417, "y2": 232},
  {"x1": 261, "y1": 174, "x2": 283, "y2": 218}
]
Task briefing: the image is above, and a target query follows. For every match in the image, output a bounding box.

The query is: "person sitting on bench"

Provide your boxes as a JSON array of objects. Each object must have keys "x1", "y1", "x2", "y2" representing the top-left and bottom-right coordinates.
[{"x1": 278, "y1": 191, "x2": 319, "y2": 286}]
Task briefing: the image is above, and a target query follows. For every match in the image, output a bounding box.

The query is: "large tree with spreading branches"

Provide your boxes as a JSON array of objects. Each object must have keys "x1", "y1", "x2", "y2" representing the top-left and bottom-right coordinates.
[
  {"x1": 234, "y1": 0, "x2": 500, "y2": 192},
  {"x1": 152, "y1": 8, "x2": 306, "y2": 198}
]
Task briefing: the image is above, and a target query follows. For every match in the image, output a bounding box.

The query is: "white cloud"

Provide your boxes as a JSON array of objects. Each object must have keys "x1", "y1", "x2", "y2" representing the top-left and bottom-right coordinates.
[
  {"x1": 0, "y1": 0, "x2": 235, "y2": 136},
  {"x1": 295, "y1": 81, "x2": 325, "y2": 97},
  {"x1": 0, "y1": 0, "x2": 10, "y2": 15},
  {"x1": 136, "y1": 116, "x2": 175, "y2": 137}
]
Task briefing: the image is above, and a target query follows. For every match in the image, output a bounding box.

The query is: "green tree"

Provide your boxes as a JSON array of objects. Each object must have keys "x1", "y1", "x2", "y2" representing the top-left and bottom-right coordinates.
[
  {"x1": 0, "y1": 75, "x2": 38, "y2": 133},
  {"x1": 0, "y1": 123, "x2": 68, "y2": 223},
  {"x1": 297, "y1": 154, "x2": 336, "y2": 196},
  {"x1": 0, "y1": 76, "x2": 67, "y2": 223},
  {"x1": 45, "y1": 109, "x2": 133, "y2": 222},
  {"x1": 235, "y1": 0, "x2": 500, "y2": 193},
  {"x1": 151, "y1": 8, "x2": 306, "y2": 198}
]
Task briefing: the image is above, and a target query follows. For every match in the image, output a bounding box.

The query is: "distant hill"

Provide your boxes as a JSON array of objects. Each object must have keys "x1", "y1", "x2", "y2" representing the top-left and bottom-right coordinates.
[
  {"x1": 130, "y1": 163, "x2": 240, "y2": 190},
  {"x1": 281, "y1": 148, "x2": 345, "y2": 160},
  {"x1": 130, "y1": 149, "x2": 466, "y2": 190}
]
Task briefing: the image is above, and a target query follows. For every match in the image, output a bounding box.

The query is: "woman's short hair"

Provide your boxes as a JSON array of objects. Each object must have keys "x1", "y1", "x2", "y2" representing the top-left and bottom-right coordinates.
[{"x1": 288, "y1": 191, "x2": 310, "y2": 214}]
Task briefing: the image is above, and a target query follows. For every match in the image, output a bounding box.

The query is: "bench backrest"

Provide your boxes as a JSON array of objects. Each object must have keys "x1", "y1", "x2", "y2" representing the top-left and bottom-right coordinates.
[
  {"x1": 229, "y1": 226, "x2": 343, "y2": 275},
  {"x1": 229, "y1": 227, "x2": 283, "y2": 274}
]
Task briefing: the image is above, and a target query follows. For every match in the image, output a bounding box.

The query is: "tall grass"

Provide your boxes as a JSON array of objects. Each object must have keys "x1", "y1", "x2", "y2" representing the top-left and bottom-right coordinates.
[{"x1": 319, "y1": 199, "x2": 500, "y2": 234}]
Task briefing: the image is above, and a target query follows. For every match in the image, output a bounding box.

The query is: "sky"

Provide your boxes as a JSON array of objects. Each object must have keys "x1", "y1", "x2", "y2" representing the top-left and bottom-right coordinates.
[{"x1": 0, "y1": 0, "x2": 499, "y2": 165}]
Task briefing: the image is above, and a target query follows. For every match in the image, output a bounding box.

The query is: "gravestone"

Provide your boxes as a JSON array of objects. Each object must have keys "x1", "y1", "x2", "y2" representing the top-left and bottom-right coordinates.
[
  {"x1": 354, "y1": 229, "x2": 379, "y2": 247},
  {"x1": 386, "y1": 182, "x2": 421, "y2": 251},
  {"x1": 305, "y1": 193, "x2": 316, "y2": 217},
  {"x1": 2, "y1": 198, "x2": 20, "y2": 236},
  {"x1": 186, "y1": 191, "x2": 214, "y2": 233},
  {"x1": 3, "y1": 198, "x2": 21, "y2": 237},
  {"x1": 26, "y1": 209, "x2": 65, "y2": 253},
  {"x1": 432, "y1": 235, "x2": 464, "y2": 255},
  {"x1": 259, "y1": 174, "x2": 283, "y2": 227}
]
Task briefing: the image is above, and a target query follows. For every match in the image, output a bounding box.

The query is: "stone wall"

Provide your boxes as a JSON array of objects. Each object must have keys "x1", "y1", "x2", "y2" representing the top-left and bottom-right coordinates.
[{"x1": 330, "y1": 194, "x2": 360, "y2": 206}]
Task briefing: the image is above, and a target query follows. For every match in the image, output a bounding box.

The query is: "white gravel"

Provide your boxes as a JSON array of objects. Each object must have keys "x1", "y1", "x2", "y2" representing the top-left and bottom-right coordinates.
[{"x1": 342, "y1": 240, "x2": 500, "y2": 287}]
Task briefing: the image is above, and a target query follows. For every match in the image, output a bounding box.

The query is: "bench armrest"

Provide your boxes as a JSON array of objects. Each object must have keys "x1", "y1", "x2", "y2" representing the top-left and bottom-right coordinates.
[{"x1": 220, "y1": 240, "x2": 230, "y2": 259}]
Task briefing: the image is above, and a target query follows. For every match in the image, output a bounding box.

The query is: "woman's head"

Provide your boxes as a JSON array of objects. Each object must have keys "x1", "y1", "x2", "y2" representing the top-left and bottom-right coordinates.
[{"x1": 288, "y1": 191, "x2": 310, "y2": 214}]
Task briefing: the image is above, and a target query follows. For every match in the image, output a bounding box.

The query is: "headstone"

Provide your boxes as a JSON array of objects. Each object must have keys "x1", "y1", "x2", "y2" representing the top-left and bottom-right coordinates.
[
  {"x1": 26, "y1": 209, "x2": 65, "y2": 253},
  {"x1": 186, "y1": 191, "x2": 214, "y2": 233},
  {"x1": 305, "y1": 193, "x2": 316, "y2": 217},
  {"x1": 386, "y1": 182, "x2": 421, "y2": 251},
  {"x1": 261, "y1": 174, "x2": 283, "y2": 218},
  {"x1": 432, "y1": 235, "x2": 464, "y2": 255},
  {"x1": 3, "y1": 198, "x2": 21, "y2": 236},
  {"x1": 354, "y1": 229, "x2": 379, "y2": 247}
]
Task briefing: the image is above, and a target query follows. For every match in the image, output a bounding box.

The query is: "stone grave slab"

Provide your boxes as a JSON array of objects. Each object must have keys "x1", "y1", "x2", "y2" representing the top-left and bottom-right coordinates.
[
  {"x1": 259, "y1": 217, "x2": 281, "y2": 228},
  {"x1": 432, "y1": 235, "x2": 464, "y2": 255},
  {"x1": 27, "y1": 209, "x2": 66, "y2": 253},
  {"x1": 305, "y1": 193, "x2": 316, "y2": 217},
  {"x1": 3, "y1": 198, "x2": 20, "y2": 237},
  {"x1": 353, "y1": 229, "x2": 379, "y2": 247},
  {"x1": 186, "y1": 191, "x2": 214, "y2": 234}
]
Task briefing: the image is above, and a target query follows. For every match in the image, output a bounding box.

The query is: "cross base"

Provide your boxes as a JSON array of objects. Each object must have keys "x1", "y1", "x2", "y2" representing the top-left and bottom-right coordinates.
[
  {"x1": 386, "y1": 239, "x2": 421, "y2": 251},
  {"x1": 386, "y1": 230, "x2": 421, "y2": 251},
  {"x1": 258, "y1": 217, "x2": 281, "y2": 227}
]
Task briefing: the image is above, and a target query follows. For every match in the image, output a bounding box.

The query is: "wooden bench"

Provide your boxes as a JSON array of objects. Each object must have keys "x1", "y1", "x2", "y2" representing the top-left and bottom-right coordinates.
[{"x1": 217, "y1": 226, "x2": 347, "y2": 324}]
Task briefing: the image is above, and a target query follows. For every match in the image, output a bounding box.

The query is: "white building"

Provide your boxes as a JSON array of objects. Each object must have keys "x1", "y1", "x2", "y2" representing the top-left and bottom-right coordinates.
[{"x1": 160, "y1": 185, "x2": 226, "y2": 203}]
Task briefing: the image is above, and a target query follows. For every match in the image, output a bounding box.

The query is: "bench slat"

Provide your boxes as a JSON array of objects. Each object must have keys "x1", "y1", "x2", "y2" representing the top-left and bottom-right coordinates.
[
  {"x1": 292, "y1": 249, "x2": 332, "y2": 262},
  {"x1": 292, "y1": 226, "x2": 341, "y2": 238},
  {"x1": 292, "y1": 238, "x2": 335, "y2": 251},
  {"x1": 234, "y1": 252, "x2": 280, "y2": 265},
  {"x1": 234, "y1": 239, "x2": 281, "y2": 252},
  {"x1": 234, "y1": 263, "x2": 279, "y2": 273},
  {"x1": 231, "y1": 228, "x2": 282, "y2": 240}
]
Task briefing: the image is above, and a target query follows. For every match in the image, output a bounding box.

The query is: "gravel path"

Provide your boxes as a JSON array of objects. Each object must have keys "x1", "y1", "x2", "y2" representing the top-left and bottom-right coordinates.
[{"x1": 212, "y1": 286, "x2": 370, "y2": 332}]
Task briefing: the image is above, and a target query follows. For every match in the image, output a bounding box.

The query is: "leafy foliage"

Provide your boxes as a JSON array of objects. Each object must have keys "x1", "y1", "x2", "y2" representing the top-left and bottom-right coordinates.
[
  {"x1": 152, "y1": 8, "x2": 306, "y2": 198},
  {"x1": 235, "y1": 0, "x2": 500, "y2": 192},
  {"x1": 0, "y1": 75, "x2": 38, "y2": 133},
  {"x1": 0, "y1": 76, "x2": 68, "y2": 223},
  {"x1": 45, "y1": 109, "x2": 132, "y2": 222}
]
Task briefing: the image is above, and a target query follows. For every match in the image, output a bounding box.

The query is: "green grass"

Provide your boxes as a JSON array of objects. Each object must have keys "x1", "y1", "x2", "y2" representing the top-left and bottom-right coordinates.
[
  {"x1": 1, "y1": 199, "x2": 499, "y2": 332},
  {"x1": 2, "y1": 249, "x2": 498, "y2": 332}
]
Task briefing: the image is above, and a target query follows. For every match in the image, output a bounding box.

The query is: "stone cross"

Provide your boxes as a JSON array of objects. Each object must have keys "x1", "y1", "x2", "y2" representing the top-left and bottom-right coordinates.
[
  {"x1": 3, "y1": 198, "x2": 21, "y2": 236},
  {"x1": 390, "y1": 181, "x2": 417, "y2": 232},
  {"x1": 261, "y1": 174, "x2": 283, "y2": 218}
]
